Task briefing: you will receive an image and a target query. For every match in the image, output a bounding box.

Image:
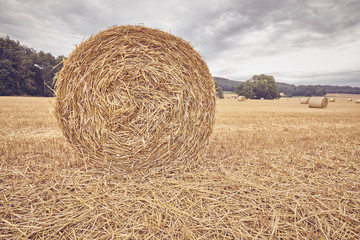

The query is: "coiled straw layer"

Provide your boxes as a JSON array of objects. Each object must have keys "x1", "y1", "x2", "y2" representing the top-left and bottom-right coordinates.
[{"x1": 54, "y1": 25, "x2": 216, "y2": 171}]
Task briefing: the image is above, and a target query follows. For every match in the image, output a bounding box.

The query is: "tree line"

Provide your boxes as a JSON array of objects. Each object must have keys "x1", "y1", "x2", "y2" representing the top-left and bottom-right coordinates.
[
  {"x1": 277, "y1": 83, "x2": 326, "y2": 97},
  {"x1": 313, "y1": 85, "x2": 360, "y2": 94},
  {"x1": 213, "y1": 77, "x2": 237, "y2": 92},
  {"x1": 215, "y1": 74, "x2": 281, "y2": 99},
  {"x1": 3, "y1": 36, "x2": 358, "y2": 98},
  {"x1": 215, "y1": 76, "x2": 360, "y2": 98},
  {"x1": 215, "y1": 77, "x2": 327, "y2": 99},
  {"x1": 0, "y1": 36, "x2": 63, "y2": 96}
]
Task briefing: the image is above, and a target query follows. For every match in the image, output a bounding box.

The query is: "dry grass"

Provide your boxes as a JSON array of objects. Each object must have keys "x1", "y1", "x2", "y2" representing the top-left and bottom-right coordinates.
[
  {"x1": 1, "y1": 96, "x2": 360, "y2": 239},
  {"x1": 326, "y1": 93, "x2": 360, "y2": 102}
]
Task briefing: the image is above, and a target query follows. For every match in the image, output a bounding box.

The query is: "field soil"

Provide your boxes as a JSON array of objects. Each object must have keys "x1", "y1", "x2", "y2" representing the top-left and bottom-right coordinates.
[{"x1": 1, "y1": 96, "x2": 359, "y2": 239}]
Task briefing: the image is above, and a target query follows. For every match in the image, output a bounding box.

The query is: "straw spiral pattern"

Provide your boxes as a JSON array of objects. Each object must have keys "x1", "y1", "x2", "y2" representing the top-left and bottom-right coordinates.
[{"x1": 54, "y1": 25, "x2": 216, "y2": 170}]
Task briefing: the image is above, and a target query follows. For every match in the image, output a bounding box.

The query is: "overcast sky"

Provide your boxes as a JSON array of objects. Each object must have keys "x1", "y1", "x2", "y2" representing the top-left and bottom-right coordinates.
[{"x1": 1, "y1": 0, "x2": 360, "y2": 87}]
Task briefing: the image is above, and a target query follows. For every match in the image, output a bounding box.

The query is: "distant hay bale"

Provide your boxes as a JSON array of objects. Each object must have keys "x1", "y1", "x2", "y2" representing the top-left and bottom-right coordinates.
[
  {"x1": 356, "y1": 99, "x2": 360, "y2": 104},
  {"x1": 54, "y1": 25, "x2": 216, "y2": 170},
  {"x1": 300, "y1": 97, "x2": 310, "y2": 104},
  {"x1": 347, "y1": 98, "x2": 352, "y2": 102},
  {"x1": 308, "y1": 97, "x2": 328, "y2": 108},
  {"x1": 329, "y1": 98, "x2": 335, "y2": 102},
  {"x1": 237, "y1": 96, "x2": 246, "y2": 101}
]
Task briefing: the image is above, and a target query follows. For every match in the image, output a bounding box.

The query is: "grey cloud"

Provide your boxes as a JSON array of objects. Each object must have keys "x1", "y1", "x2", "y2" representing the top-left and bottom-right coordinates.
[
  {"x1": 203, "y1": 0, "x2": 360, "y2": 53},
  {"x1": 1, "y1": 0, "x2": 359, "y2": 86},
  {"x1": 293, "y1": 70, "x2": 360, "y2": 87},
  {"x1": 267, "y1": 0, "x2": 360, "y2": 48}
]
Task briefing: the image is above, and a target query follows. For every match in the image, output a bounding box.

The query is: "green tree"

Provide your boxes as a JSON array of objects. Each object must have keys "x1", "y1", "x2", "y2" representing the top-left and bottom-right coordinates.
[
  {"x1": 235, "y1": 80, "x2": 255, "y2": 99},
  {"x1": 236, "y1": 74, "x2": 280, "y2": 99},
  {"x1": 251, "y1": 74, "x2": 280, "y2": 99},
  {"x1": 0, "y1": 59, "x2": 14, "y2": 95},
  {"x1": 215, "y1": 81, "x2": 224, "y2": 99},
  {"x1": 35, "y1": 51, "x2": 64, "y2": 96},
  {"x1": 0, "y1": 36, "x2": 63, "y2": 96},
  {"x1": 0, "y1": 36, "x2": 24, "y2": 95}
]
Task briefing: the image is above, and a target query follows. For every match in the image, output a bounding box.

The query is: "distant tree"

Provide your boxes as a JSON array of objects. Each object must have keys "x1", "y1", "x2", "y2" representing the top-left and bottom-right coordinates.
[
  {"x1": 235, "y1": 80, "x2": 255, "y2": 99},
  {"x1": 236, "y1": 74, "x2": 280, "y2": 99},
  {"x1": 215, "y1": 81, "x2": 224, "y2": 99},
  {"x1": 0, "y1": 59, "x2": 14, "y2": 95},
  {"x1": 315, "y1": 86, "x2": 326, "y2": 96},
  {"x1": 252, "y1": 74, "x2": 280, "y2": 99},
  {"x1": 321, "y1": 85, "x2": 360, "y2": 94},
  {"x1": 291, "y1": 85, "x2": 326, "y2": 97},
  {"x1": 0, "y1": 36, "x2": 63, "y2": 96},
  {"x1": 35, "y1": 51, "x2": 64, "y2": 96}
]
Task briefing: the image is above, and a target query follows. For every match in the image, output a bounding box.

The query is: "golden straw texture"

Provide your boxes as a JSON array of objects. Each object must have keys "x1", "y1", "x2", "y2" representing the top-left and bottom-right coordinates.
[
  {"x1": 237, "y1": 96, "x2": 246, "y2": 101},
  {"x1": 308, "y1": 97, "x2": 328, "y2": 108},
  {"x1": 1, "y1": 97, "x2": 360, "y2": 239},
  {"x1": 300, "y1": 97, "x2": 310, "y2": 104},
  {"x1": 54, "y1": 25, "x2": 216, "y2": 171}
]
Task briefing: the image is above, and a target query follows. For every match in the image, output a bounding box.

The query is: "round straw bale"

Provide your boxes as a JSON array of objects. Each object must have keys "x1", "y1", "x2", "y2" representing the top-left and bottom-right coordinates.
[
  {"x1": 347, "y1": 98, "x2": 352, "y2": 102},
  {"x1": 237, "y1": 96, "x2": 246, "y2": 101},
  {"x1": 300, "y1": 97, "x2": 310, "y2": 104},
  {"x1": 308, "y1": 97, "x2": 328, "y2": 108},
  {"x1": 54, "y1": 25, "x2": 216, "y2": 170},
  {"x1": 356, "y1": 99, "x2": 360, "y2": 104},
  {"x1": 329, "y1": 98, "x2": 335, "y2": 102}
]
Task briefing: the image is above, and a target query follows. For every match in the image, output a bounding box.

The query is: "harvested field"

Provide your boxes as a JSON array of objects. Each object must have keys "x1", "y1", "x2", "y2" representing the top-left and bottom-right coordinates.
[
  {"x1": 1, "y1": 96, "x2": 360, "y2": 239},
  {"x1": 326, "y1": 93, "x2": 360, "y2": 103}
]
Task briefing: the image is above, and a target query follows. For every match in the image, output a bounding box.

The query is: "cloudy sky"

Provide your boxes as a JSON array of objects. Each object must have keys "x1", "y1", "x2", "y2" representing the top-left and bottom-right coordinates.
[{"x1": 1, "y1": 0, "x2": 360, "y2": 87}]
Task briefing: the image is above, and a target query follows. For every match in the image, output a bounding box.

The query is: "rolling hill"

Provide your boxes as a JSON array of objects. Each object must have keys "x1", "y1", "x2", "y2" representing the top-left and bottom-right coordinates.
[{"x1": 214, "y1": 76, "x2": 360, "y2": 95}]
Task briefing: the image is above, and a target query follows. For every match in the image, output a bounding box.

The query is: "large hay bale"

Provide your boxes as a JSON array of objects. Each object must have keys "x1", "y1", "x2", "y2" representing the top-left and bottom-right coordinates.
[
  {"x1": 237, "y1": 96, "x2": 246, "y2": 101},
  {"x1": 347, "y1": 98, "x2": 352, "y2": 102},
  {"x1": 54, "y1": 25, "x2": 216, "y2": 170},
  {"x1": 300, "y1": 97, "x2": 310, "y2": 104},
  {"x1": 308, "y1": 97, "x2": 328, "y2": 108},
  {"x1": 329, "y1": 98, "x2": 335, "y2": 102},
  {"x1": 356, "y1": 99, "x2": 360, "y2": 104}
]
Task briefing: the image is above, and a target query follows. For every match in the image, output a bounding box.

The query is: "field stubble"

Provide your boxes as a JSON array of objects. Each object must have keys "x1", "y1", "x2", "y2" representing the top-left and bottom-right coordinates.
[{"x1": 0, "y1": 96, "x2": 359, "y2": 239}]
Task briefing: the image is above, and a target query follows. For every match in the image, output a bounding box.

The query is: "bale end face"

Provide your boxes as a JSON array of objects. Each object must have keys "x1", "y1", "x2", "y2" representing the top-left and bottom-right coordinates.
[{"x1": 54, "y1": 25, "x2": 216, "y2": 171}]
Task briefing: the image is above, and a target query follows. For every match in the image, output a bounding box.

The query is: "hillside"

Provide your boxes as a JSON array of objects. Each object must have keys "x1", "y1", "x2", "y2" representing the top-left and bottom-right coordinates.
[
  {"x1": 277, "y1": 82, "x2": 360, "y2": 96},
  {"x1": 315, "y1": 85, "x2": 360, "y2": 94},
  {"x1": 214, "y1": 77, "x2": 360, "y2": 95},
  {"x1": 213, "y1": 77, "x2": 242, "y2": 92}
]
